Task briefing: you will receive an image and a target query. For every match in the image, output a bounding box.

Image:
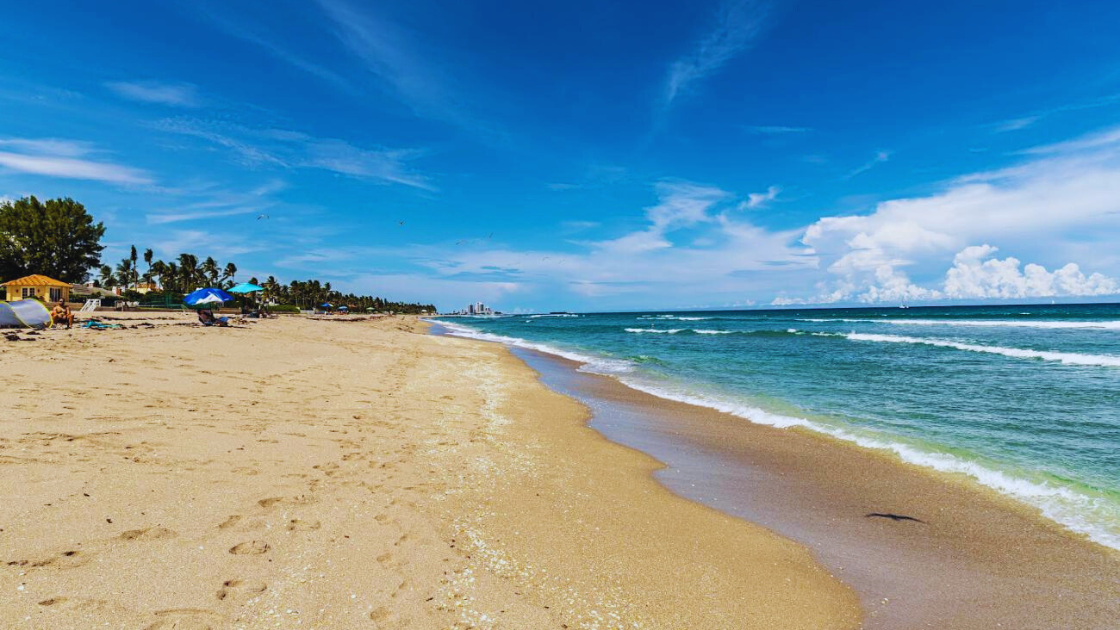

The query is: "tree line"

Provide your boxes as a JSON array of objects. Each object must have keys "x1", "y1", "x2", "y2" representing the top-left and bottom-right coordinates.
[{"x1": 1, "y1": 196, "x2": 436, "y2": 314}]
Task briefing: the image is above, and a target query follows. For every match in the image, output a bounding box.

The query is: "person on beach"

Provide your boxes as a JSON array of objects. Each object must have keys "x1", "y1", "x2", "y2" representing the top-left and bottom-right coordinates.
[
  {"x1": 198, "y1": 308, "x2": 230, "y2": 327},
  {"x1": 51, "y1": 300, "x2": 74, "y2": 329}
]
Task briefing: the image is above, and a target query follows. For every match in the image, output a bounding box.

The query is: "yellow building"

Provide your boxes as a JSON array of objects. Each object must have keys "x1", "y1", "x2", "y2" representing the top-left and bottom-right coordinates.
[{"x1": 2, "y1": 274, "x2": 71, "y2": 303}]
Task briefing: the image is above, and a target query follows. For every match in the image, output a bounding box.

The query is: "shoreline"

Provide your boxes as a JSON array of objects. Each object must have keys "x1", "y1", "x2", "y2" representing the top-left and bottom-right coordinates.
[
  {"x1": 431, "y1": 318, "x2": 1118, "y2": 551},
  {"x1": 428, "y1": 323, "x2": 1120, "y2": 629},
  {"x1": 2, "y1": 314, "x2": 861, "y2": 629}
]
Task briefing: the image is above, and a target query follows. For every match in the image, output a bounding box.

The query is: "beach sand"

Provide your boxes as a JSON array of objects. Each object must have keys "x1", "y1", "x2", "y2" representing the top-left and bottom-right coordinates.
[
  {"x1": 1, "y1": 315, "x2": 859, "y2": 629},
  {"x1": 507, "y1": 348, "x2": 1120, "y2": 630}
]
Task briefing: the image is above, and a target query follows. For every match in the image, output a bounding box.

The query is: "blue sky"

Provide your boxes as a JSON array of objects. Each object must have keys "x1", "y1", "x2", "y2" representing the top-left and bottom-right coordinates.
[{"x1": 2, "y1": 0, "x2": 1120, "y2": 312}]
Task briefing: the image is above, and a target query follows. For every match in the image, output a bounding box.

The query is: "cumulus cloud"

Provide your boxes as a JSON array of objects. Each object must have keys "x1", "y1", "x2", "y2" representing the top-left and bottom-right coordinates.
[
  {"x1": 943, "y1": 245, "x2": 1117, "y2": 299},
  {"x1": 792, "y1": 126, "x2": 1120, "y2": 304}
]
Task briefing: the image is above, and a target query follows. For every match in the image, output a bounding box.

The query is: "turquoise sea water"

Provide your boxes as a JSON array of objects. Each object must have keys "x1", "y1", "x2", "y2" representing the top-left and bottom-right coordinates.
[{"x1": 436, "y1": 304, "x2": 1120, "y2": 550}]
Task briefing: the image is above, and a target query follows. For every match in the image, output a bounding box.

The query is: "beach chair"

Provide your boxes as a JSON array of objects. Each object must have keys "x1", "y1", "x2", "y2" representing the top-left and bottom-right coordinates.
[{"x1": 80, "y1": 299, "x2": 100, "y2": 313}]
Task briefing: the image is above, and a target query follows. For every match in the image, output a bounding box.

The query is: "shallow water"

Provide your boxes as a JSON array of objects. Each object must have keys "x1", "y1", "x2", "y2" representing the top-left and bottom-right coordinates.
[{"x1": 436, "y1": 303, "x2": 1120, "y2": 550}]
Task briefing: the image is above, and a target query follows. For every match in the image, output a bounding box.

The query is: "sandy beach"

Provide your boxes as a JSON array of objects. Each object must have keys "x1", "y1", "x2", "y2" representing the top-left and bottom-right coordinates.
[
  {"x1": 2, "y1": 315, "x2": 859, "y2": 629},
  {"x1": 505, "y1": 346, "x2": 1120, "y2": 629}
]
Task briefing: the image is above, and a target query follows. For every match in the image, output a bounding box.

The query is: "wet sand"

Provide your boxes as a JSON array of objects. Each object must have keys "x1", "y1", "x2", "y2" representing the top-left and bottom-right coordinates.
[
  {"x1": 1, "y1": 314, "x2": 859, "y2": 629},
  {"x1": 503, "y1": 345, "x2": 1120, "y2": 630}
]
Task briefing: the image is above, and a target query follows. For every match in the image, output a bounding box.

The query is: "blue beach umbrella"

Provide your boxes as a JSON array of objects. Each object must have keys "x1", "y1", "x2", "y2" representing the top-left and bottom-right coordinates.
[
  {"x1": 228, "y1": 282, "x2": 265, "y2": 294},
  {"x1": 321, "y1": 303, "x2": 333, "y2": 308},
  {"x1": 184, "y1": 288, "x2": 235, "y2": 307}
]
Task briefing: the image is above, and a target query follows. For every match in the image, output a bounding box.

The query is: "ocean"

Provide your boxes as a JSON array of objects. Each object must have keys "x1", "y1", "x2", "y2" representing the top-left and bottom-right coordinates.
[{"x1": 435, "y1": 303, "x2": 1120, "y2": 551}]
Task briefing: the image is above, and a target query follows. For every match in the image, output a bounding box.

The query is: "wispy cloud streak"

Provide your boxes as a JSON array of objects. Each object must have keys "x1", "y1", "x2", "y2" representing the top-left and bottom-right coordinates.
[
  {"x1": 312, "y1": 0, "x2": 470, "y2": 127},
  {"x1": 0, "y1": 138, "x2": 152, "y2": 185},
  {"x1": 746, "y1": 125, "x2": 810, "y2": 134},
  {"x1": 844, "y1": 150, "x2": 891, "y2": 179},
  {"x1": 190, "y1": 4, "x2": 352, "y2": 91},
  {"x1": 663, "y1": 0, "x2": 772, "y2": 109},
  {"x1": 106, "y1": 80, "x2": 202, "y2": 107},
  {"x1": 154, "y1": 119, "x2": 433, "y2": 190}
]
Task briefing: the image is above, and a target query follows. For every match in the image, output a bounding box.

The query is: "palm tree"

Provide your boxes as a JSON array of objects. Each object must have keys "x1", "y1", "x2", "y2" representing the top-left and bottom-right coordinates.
[
  {"x1": 129, "y1": 246, "x2": 139, "y2": 284},
  {"x1": 222, "y1": 262, "x2": 237, "y2": 287},
  {"x1": 202, "y1": 256, "x2": 220, "y2": 287},
  {"x1": 143, "y1": 248, "x2": 153, "y2": 284},
  {"x1": 177, "y1": 254, "x2": 199, "y2": 290},
  {"x1": 263, "y1": 275, "x2": 279, "y2": 302},
  {"x1": 150, "y1": 260, "x2": 166, "y2": 290},
  {"x1": 165, "y1": 262, "x2": 180, "y2": 292},
  {"x1": 98, "y1": 265, "x2": 117, "y2": 288},
  {"x1": 116, "y1": 258, "x2": 134, "y2": 290}
]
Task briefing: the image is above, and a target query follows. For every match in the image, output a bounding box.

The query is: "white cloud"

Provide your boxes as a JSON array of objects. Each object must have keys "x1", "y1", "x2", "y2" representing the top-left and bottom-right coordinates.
[
  {"x1": 152, "y1": 229, "x2": 258, "y2": 260},
  {"x1": 943, "y1": 245, "x2": 1117, "y2": 299},
  {"x1": 154, "y1": 119, "x2": 431, "y2": 189},
  {"x1": 153, "y1": 119, "x2": 288, "y2": 168},
  {"x1": 106, "y1": 80, "x2": 202, "y2": 107},
  {"x1": 382, "y1": 180, "x2": 816, "y2": 309},
  {"x1": 0, "y1": 138, "x2": 152, "y2": 185},
  {"x1": 740, "y1": 185, "x2": 779, "y2": 209},
  {"x1": 788, "y1": 125, "x2": 1120, "y2": 304},
  {"x1": 992, "y1": 116, "x2": 1039, "y2": 133},
  {"x1": 844, "y1": 150, "x2": 891, "y2": 179},
  {"x1": 304, "y1": 140, "x2": 432, "y2": 190},
  {"x1": 663, "y1": 0, "x2": 772, "y2": 108},
  {"x1": 1019, "y1": 125, "x2": 1120, "y2": 156},
  {"x1": 191, "y1": 5, "x2": 352, "y2": 91},
  {"x1": 312, "y1": 0, "x2": 488, "y2": 132},
  {"x1": 591, "y1": 182, "x2": 728, "y2": 254}
]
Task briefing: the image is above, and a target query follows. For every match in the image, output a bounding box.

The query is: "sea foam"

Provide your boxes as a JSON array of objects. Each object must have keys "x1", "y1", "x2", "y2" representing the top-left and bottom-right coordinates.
[
  {"x1": 797, "y1": 318, "x2": 1120, "y2": 330},
  {"x1": 841, "y1": 332, "x2": 1120, "y2": 367},
  {"x1": 431, "y1": 319, "x2": 1120, "y2": 550}
]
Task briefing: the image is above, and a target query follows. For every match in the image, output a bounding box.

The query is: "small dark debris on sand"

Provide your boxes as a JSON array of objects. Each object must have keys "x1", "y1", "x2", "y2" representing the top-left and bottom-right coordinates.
[{"x1": 866, "y1": 512, "x2": 926, "y2": 524}]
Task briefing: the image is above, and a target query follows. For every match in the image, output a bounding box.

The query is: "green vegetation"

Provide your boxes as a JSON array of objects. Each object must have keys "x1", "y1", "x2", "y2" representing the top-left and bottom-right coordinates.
[
  {"x1": 1, "y1": 195, "x2": 436, "y2": 313},
  {"x1": 0, "y1": 196, "x2": 105, "y2": 283},
  {"x1": 255, "y1": 276, "x2": 435, "y2": 314}
]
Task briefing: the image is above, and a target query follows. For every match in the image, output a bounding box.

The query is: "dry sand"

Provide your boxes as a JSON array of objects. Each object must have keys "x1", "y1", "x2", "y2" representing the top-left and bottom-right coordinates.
[{"x1": 1, "y1": 314, "x2": 859, "y2": 629}]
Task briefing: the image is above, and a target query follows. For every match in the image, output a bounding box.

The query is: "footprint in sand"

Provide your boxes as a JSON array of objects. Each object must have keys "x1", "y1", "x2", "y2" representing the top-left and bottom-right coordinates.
[
  {"x1": 37, "y1": 597, "x2": 68, "y2": 606},
  {"x1": 257, "y1": 495, "x2": 317, "y2": 508},
  {"x1": 229, "y1": 541, "x2": 270, "y2": 555},
  {"x1": 369, "y1": 606, "x2": 397, "y2": 624},
  {"x1": 215, "y1": 579, "x2": 267, "y2": 601},
  {"x1": 119, "y1": 527, "x2": 177, "y2": 541},
  {"x1": 216, "y1": 515, "x2": 242, "y2": 530},
  {"x1": 9, "y1": 549, "x2": 91, "y2": 571},
  {"x1": 144, "y1": 608, "x2": 223, "y2": 630},
  {"x1": 286, "y1": 518, "x2": 321, "y2": 532}
]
